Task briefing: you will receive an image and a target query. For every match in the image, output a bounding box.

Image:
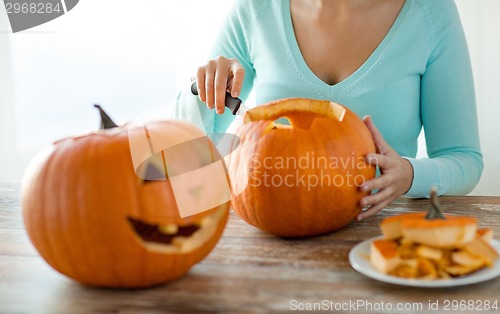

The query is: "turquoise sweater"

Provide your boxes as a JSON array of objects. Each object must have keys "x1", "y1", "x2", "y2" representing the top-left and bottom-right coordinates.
[{"x1": 173, "y1": 0, "x2": 483, "y2": 198}]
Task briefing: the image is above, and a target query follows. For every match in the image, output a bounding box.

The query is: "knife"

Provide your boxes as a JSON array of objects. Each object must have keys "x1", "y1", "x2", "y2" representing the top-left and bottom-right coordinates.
[{"x1": 190, "y1": 81, "x2": 248, "y2": 116}]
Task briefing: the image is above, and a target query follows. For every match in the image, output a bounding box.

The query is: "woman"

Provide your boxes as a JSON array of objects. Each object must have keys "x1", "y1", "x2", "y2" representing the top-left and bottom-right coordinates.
[{"x1": 176, "y1": 0, "x2": 483, "y2": 220}]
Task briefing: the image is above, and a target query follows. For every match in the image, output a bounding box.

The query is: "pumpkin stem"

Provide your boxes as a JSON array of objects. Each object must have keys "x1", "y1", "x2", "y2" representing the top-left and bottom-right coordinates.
[
  {"x1": 426, "y1": 186, "x2": 446, "y2": 220},
  {"x1": 94, "y1": 104, "x2": 118, "y2": 129}
]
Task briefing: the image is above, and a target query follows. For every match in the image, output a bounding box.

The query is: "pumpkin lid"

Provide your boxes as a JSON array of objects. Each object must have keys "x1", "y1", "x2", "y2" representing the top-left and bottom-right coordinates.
[
  {"x1": 381, "y1": 212, "x2": 477, "y2": 228},
  {"x1": 401, "y1": 216, "x2": 477, "y2": 228},
  {"x1": 243, "y1": 98, "x2": 347, "y2": 130}
]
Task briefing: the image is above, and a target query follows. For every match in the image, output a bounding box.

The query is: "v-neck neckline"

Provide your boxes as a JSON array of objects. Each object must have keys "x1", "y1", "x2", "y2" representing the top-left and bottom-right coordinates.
[{"x1": 281, "y1": 0, "x2": 410, "y2": 94}]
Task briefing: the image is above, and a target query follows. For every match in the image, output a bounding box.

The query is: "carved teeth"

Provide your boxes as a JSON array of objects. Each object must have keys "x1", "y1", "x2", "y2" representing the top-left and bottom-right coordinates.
[{"x1": 158, "y1": 224, "x2": 179, "y2": 235}]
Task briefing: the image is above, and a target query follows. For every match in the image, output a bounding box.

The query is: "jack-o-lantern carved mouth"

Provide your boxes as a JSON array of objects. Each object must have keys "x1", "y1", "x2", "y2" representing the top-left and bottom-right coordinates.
[
  {"x1": 126, "y1": 206, "x2": 226, "y2": 254},
  {"x1": 127, "y1": 217, "x2": 200, "y2": 245}
]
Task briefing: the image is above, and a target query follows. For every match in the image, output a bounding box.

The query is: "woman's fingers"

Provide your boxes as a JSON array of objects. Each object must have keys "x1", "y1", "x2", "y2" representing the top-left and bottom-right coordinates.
[
  {"x1": 195, "y1": 56, "x2": 245, "y2": 114},
  {"x1": 215, "y1": 63, "x2": 229, "y2": 114},
  {"x1": 363, "y1": 115, "x2": 390, "y2": 155},
  {"x1": 230, "y1": 61, "x2": 245, "y2": 98},
  {"x1": 365, "y1": 153, "x2": 392, "y2": 168},
  {"x1": 359, "y1": 183, "x2": 398, "y2": 220},
  {"x1": 357, "y1": 197, "x2": 393, "y2": 220},
  {"x1": 355, "y1": 116, "x2": 415, "y2": 221},
  {"x1": 360, "y1": 174, "x2": 390, "y2": 193},
  {"x1": 204, "y1": 59, "x2": 217, "y2": 109},
  {"x1": 360, "y1": 185, "x2": 395, "y2": 207}
]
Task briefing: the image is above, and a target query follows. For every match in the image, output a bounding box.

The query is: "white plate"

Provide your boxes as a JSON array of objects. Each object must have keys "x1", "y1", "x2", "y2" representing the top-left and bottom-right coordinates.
[{"x1": 349, "y1": 236, "x2": 500, "y2": 288}]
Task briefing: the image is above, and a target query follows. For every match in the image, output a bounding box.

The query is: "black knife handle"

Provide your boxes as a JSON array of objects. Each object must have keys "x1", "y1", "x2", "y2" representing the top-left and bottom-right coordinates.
[{"x1": 191, "y1": 81, "x2": 242, "y2": 115}]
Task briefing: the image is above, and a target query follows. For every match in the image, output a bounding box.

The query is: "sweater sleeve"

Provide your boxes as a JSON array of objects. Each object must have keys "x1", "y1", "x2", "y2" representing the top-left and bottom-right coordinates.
[
  {"x1": 172, "y1": 0, "x2": 256, "y2": 135},
  {"x1": 405, "y1": 0, "x2": 483, "y2": 197}
]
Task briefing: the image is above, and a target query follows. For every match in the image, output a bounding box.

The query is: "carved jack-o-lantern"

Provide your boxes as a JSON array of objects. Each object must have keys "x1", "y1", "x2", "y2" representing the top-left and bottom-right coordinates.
[{"x1": 21, "y1": 106, "x2": 229, "y2": 288}]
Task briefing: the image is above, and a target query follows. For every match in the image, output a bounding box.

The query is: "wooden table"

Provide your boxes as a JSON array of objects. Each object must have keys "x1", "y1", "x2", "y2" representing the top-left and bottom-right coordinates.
[{"x1": 1, "y1": 182, "x2": 499, "y2": 314}]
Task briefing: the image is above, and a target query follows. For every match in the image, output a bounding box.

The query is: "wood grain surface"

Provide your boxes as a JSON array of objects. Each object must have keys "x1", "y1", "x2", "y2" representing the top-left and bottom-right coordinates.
[{"x1": 0, "y1": 182, "x2": 499, "y2": 314}]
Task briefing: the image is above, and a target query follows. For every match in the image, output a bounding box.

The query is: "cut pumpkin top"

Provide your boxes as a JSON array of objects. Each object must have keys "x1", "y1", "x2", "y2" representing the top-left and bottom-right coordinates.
[{"x1": 382, "y1": 212, "x2": 477, "y2": 228}]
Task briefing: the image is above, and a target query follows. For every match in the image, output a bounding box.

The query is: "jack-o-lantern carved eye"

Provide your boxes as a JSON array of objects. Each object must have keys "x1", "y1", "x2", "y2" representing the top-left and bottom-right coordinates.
[
  {"x1": 135, "y1": 133, "x2": 240, "y2": 185},
  {"x1": 136, "y1": 152, "x2": 167, "y2": 184},
  {"x1": 141, "y1": 162, "x2": 166, "y2": 184}
]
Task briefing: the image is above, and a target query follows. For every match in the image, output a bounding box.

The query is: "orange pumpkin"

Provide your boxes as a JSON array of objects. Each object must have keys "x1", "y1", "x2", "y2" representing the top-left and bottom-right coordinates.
[
  {"x1": 381, "y1": 188, "x2": 478, "y2": 248},
  {"x1": 21, "y1": 106, "x2": 229, "y2": 288},
  {"x1": 227, "y1": 98, "x2": 376, "y2": 237}
]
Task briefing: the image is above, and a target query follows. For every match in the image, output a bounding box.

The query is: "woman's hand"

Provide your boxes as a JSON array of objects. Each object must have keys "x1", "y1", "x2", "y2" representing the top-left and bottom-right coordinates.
[
  {"x1": 195, "y1": 56, "x2": 245, "y2": 114},
  {"x1": 357, "y1": 115, "x2": 414, "y2": 220}
]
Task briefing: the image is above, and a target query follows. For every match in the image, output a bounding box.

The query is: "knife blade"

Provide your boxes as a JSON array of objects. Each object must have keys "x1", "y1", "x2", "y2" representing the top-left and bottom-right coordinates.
[{"x1": 190, "y1": 81, "x2": 248, "y2": 116}]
